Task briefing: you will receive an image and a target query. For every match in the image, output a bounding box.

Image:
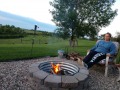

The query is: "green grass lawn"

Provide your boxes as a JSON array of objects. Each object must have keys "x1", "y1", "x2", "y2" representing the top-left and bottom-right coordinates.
[
  {"x1": 0, "y1": 36, "x2": 96, "y2": 62},
  {"x1": 0, "y1": 40, "x2": 95, "y2": 62},
  {"x1": 0, "y1": 35, "x2": 61, "y2": 44}
]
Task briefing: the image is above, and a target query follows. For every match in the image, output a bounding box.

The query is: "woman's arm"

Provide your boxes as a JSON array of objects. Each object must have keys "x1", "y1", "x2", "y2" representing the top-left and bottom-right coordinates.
[
  {"x1": 90, "y1": 40, "x2": 100, "y2": 51},
  {"x1": 109, "y1": 43, "x2": 117, "y2": 56}
]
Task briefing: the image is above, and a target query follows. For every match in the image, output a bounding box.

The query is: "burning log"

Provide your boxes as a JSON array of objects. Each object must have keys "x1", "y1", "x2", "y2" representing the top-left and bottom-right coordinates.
[
  {"x1": 51, "y1": 62, "x2": 60, "y2": 74},
  {"x1": 51, "y1": 69, "x2": 56, "y2": 75},
  {"x1": 51, "y1": 62, "x2": 71, "y2": 75}
]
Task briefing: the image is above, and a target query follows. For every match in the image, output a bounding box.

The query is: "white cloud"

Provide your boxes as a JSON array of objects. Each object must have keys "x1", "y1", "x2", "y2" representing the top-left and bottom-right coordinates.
[
  {"x1": 0, "y1": 16, "x2": 24, "y2": 23},
  {"x1": 0, "y1": 0, "x2": 54, "y2": 25}
]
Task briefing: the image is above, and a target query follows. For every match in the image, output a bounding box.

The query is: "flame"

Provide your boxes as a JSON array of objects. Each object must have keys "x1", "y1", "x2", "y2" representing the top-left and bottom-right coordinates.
[{"x1": 51, "y1": 62, "x2": 60, "y2": 74}]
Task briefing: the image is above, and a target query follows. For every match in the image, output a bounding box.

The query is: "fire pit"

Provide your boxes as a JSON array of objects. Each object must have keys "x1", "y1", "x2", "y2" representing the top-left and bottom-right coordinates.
[
  {"x1": 40, "y1": 61, "x2": 79, "y2": 76},
  {"x1": 29, "y1": 60, "x2": 89, "y2": 90}
]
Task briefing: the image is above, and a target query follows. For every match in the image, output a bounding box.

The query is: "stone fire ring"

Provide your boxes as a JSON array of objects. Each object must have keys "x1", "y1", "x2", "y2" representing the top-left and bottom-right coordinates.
[{"x1": 29, "y1": 60, "x2": 89, "y2": 89}]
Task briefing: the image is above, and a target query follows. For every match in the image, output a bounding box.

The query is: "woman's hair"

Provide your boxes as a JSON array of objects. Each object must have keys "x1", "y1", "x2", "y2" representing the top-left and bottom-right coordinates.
[{"x1": 105, "y1": 32, "x2": 112, "y2": 37}]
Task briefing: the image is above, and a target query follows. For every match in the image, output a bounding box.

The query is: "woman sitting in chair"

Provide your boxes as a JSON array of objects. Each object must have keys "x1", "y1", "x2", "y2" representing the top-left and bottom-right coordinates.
[{"x1": 83, "y1": 32, "x2": 117, "y2": 69}]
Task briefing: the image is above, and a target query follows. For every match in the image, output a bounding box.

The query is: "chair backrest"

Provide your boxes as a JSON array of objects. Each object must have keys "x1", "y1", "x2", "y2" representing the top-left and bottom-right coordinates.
[
  {"x1": 96, "y1": 40, "x2": 119, "y2": 64},
  {"x1": 112, "y1": 42, "x2": 119, "y2": 54}
]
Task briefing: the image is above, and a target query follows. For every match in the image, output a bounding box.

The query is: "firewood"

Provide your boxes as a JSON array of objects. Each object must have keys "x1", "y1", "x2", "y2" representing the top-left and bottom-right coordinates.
[
  {"x1": 70, "y1": 57, "x2": 74, "y2": 60},
  {"x1": 78, "y1": 56, "x2": 84, "y2": 61},
  {"x1": 66, "y1": 52, "x2": 83, "y2": 62}
]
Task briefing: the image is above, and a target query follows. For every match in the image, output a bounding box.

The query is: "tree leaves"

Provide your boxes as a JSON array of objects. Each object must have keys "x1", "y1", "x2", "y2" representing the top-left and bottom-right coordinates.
[{"x1": 50, "y1": 0, "x2": 117, "y2": 39}]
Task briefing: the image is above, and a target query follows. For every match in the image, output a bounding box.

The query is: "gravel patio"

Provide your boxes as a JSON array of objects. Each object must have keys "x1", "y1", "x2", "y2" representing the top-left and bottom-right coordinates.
[{"x1": 0, "y1": 57, "x2": 120, "y2": 90}]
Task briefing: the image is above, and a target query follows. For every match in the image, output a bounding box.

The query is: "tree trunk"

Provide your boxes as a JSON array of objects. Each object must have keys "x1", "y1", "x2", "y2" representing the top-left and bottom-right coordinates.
[{"x1": 69, "y1": 35, "x2": 78, "y2": 47}]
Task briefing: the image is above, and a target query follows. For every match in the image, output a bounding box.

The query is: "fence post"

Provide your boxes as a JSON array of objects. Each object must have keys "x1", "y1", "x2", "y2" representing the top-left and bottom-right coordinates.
[
  {"x1": 21, "y1": 38, "x2": 22, "y2": 43},
  {"x1": 39, "y1": 39, "x2": 40, "y2": 44},
  {"x1": 31, "y1": 38, "x2": 34, "y2": 55}
]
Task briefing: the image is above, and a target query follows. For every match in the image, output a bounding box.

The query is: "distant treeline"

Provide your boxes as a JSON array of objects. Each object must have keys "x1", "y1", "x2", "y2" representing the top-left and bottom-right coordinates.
[
  {"x1": 27, "y1": 29, "x2": 53, "y2": 36},
  {"x1": 0, "y1": 24, "x2": 26, "y2": 39},
  {"x1": 0, "y1": 24, "x2": 54, "y2": 39}
]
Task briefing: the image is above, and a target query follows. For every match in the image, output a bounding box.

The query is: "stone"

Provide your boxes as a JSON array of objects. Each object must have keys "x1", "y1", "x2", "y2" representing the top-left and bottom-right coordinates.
[
  {"x1": 33, "y1": 70, "x2": 49, "y2": 85},
  {"x1": 29, "y1": 66, "x2": 40, "y2": 77},
  {"x1": 74, "y1": 72, "x2": 89, "y2": 89},
  {"x1": 44, "y1": 75, "x2": 61, "y2": 88},
  {"x1": 29, "y1": 62, "x2": 40, "y2": 68},
  {"x1": 62, "y1": 75, "x2": 78, "y2": 88},
  {"x1": 79, "y1": 68, "x2": 89, "y2": 75},
  {"x1": 74, "y1": 72, "x2": 88, "y2": 82}
]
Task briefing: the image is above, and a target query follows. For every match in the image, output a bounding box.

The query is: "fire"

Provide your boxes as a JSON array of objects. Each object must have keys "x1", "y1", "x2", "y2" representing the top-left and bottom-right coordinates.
[{"x1": 51, "y1": 62, "x2": 60, "y2": 74}]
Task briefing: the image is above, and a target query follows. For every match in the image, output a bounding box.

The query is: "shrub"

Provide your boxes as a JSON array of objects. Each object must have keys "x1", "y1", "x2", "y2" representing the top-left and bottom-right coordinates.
[{"x1": 116, "y1": 49, "x2": 120, "y2": 64}]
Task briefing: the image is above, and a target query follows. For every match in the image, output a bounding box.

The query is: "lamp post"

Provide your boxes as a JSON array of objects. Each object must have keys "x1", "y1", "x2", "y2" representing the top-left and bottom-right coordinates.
[
  {"x1": 33, "y1": 24, "x2": 39, "y2": 43},
  {"x1": 34, "y1": 24, "x2": 38, "y2": 37},
  {"x1": 31, "y1": 24, "x2": 39, "y2": 55}
]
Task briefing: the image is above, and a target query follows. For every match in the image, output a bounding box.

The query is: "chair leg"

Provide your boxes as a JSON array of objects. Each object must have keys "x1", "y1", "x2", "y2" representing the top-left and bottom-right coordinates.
[
  {"x1": 105, "y1": 56, "x2": 109, "y2": 77},
  {"x1": 105, "y1": 66, "x2": 108, "y2": 77}
]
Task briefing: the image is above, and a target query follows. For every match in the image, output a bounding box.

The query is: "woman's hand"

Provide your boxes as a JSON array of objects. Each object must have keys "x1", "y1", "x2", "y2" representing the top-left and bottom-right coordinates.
[{"x1": 106, "y1": 53, "x2": 111, "y2": 57}]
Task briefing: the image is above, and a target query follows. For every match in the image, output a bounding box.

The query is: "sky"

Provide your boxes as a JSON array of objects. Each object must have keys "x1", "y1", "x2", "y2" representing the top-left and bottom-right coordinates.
[
  {"x1": 0, "y1": 0, "x2": 120, "y2": 37},
  {"x1": 99, "y1": 0, "x2": 120, "y2": 37},
  {"x1": 0, "y1": 0, "x2": 54, "y2": 25}
]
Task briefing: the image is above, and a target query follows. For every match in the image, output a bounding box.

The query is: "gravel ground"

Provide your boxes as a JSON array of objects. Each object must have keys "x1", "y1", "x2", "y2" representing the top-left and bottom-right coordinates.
[{"x1": 0, "y1": 57, "x2": 120, "y2": 90}]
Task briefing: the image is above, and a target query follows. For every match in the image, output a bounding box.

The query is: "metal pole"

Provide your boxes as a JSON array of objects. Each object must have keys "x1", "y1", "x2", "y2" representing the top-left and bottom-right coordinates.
[
  {"x1": 34, "y1": 25, "x2": 37, "y2": 37},
  {"x1": 31, "y1": 25, "x2": 37, "y2": 55}
]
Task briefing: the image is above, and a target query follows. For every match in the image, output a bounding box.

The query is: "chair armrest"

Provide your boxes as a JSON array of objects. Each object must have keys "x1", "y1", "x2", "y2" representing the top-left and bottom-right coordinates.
[{"x1": 105, "y1": 56, "x2": 109, "y2": 66}]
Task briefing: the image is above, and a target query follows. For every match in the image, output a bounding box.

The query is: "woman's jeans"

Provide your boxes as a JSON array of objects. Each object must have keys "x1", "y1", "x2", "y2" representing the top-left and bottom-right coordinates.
[{"x1": 83, "y1": 50, "x2": 106, "y2": 69}]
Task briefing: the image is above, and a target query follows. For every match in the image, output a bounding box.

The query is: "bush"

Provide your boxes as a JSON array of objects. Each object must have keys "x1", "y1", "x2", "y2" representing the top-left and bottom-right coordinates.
[
  {"x1": 116, "y1": 49, "x2": 120, "y2": 64},
  {"x1": 0, "y1": 34, "x2": 25, "y2": 39}
]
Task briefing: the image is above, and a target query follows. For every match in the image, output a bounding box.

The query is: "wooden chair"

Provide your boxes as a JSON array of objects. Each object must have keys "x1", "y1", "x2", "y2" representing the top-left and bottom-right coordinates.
[{"x1": 86, "y1": 40, "x2": 119, "y2": 77}]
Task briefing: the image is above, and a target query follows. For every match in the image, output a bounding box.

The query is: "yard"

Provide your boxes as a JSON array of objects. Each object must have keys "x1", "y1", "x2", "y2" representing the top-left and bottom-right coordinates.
[{"x1": 0, "y1": 35, "x2": 120, "y2": 90}]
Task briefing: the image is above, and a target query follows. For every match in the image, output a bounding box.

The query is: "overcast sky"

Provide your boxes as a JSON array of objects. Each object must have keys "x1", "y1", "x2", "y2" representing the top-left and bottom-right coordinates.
[
  {"x1": 0, "y1": 0, "x2": 54, "y2": 25},
  {"x1": 0, "y1": 0, "x2": 120, "y2": 36}
]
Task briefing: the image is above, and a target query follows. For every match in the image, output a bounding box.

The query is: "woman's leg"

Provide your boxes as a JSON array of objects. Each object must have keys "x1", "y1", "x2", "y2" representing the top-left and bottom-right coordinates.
[
  {"x1": 83, "y1": 50, "x2": 98, "y2": 64},
  {"x1": 87, "y1": 53, "x2": 106, "y2": 69}
]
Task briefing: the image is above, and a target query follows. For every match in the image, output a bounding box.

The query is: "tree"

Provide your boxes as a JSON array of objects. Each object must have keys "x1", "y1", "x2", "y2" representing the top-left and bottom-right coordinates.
[
  {"x1": 50, "y1": 0, "x2": 117, "y2": 41},
  {"x1": 54, "y1": 28, "x2": 70, "y2": 39}
]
